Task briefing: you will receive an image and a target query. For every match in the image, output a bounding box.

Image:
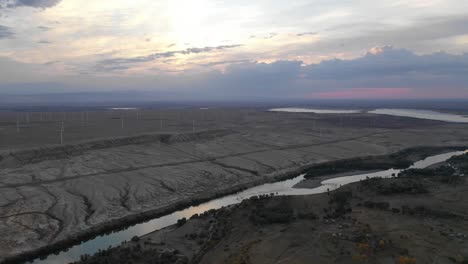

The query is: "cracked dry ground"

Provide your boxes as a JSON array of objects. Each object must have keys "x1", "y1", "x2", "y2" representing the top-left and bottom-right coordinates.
[{"x1": 1, "y1": 115, "x2": 468, "y2": 261}]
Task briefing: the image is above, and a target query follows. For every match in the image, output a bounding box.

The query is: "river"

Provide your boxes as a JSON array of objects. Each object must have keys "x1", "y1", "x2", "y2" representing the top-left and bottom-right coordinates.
[{"x1": 32, "y1": 149, "x2": 467, "y2": 264}]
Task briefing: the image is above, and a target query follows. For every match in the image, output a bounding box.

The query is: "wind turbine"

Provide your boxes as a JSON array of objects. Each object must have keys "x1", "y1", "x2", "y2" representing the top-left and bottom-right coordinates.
[
  {"x1": 60, "y1": 121, "x2": 64, "y2": 145},
  {"x1": 16, "y1": 114, "x2": 20, "y2": 133}
]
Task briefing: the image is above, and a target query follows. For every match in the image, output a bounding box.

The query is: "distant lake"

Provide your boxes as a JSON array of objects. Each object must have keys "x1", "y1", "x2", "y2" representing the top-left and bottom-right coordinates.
[
  {"x1": 369, "y1": 109, "x2": 468, "y2": 123},
  {"x1": 269, "y1": 108, "x2": 362, "y2": 114},
  {"x1": 107, "y1": 108, "x2": 138, "y2": 110}
]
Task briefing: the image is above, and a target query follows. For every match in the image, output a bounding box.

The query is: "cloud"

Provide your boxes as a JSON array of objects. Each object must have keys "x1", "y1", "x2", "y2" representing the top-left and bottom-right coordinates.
[
  {"x1": 0, "y1": 0, "x2": 61, "y2": 9},
  {"x1": 0, "y1": 24, "x2": 13, "y2": 39},
  {"x1": 307, "y1": 88, "x2": 412, "y2": 99},
  {"x1": 37, "y1": 26, "x2": 52, "y2": 31},
  {"x1": 296, "y1": 32, "x2": 317, "y2": 37},
  {"x1": 303, "y1": 15, "x2": 468, "y2": 55},
  {"x1": 1, "y1": 47, "x2": 467, "y2": 100},
  {"x1": 264, "y1": 33, "x2": 277, "y2": 39},
  {"x1": 197, "y1": 59, "x2": 251, "y2": 67},
  {"x1": 176, "y1": 48, "x2": 468, "y2": 99},
  {"x1": 37, "y1": 40, "x2": 50, "y2": 44},
  {"x1": 304, "y1": 46, "x2": 468, "y2": 80},
  {"x1": 43, "y1": 60, "x2": 60, "y2": 65},
  {"x1": 96, "y1": 44, "x2": 242, "y2": 71}
]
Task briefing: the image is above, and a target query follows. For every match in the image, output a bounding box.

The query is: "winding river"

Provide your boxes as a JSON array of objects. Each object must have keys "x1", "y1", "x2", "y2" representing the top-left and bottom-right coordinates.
[{"x1": 32, "y1": 150, "x2": 467, "y2": 264}]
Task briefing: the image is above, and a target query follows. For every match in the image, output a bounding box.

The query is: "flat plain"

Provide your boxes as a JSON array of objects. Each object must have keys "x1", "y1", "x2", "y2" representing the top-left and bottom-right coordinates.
[{"x1": 1, "y1": 108, "x2": 468, "y2": 262}]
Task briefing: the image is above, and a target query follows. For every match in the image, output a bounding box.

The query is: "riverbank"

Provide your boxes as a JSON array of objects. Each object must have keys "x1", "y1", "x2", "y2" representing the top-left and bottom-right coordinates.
[
  {"x1": 73, "y1": 151, "x2": 468, "y2": 264},
  {"x1": 3, "y1": 145, "x2": 465, "y2": 264}
]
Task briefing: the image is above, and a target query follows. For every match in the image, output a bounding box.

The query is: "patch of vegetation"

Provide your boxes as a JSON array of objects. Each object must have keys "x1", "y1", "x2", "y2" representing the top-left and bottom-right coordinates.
[
  {"x1": 224, "y1": 239, "x2": 261, "y2": 264},
  {"x1": 448, "y1": 255, "x2": 468, "y2": 264},
  {"x1": 400, "y1": 205, "x2": 460, "y2": 219},
  {"x1": 449, "y1": 153, "x2": 468, "y2": 175},
  {"x1": 363, "y1": 201, "x2": 390, "y2": 210},
  {"x1": 249, "y1": 196, "x2": 295, "y2": 225},
  {"x1": 360, "y1": 178, "x2": 428, "y2": 195},
  {"x1": 401, "y1": 163, "x2": 465, "y2": 184},
  {"x1": 326, "y1": 190, "x2": 353, "y2": 218},
  {"x1": 304, "y1": 147, "x2": 466, "y2": 179},
  {"x1": 176, "y1": 217, "x2": 187, "y2": 227},
  {"x1": 304, "y1": 157, "x2": 411, "y2": 179},
  {"x1": 74, "y1": 246, "x2": 188, "y2": 264},
  {"x1": 401, "y1": 166, "x2": 455, "y2": 177}
]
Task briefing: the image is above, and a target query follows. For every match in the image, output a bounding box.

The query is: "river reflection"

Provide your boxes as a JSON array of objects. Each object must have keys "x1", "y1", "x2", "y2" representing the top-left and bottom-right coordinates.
[{"x1": 33, "y1": 150, "x2": 467, "y2": 264}]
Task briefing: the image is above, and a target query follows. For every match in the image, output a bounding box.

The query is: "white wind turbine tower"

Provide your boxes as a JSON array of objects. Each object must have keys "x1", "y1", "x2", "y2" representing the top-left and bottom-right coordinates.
[
  {"x1": 160, "y1": 112, "x2": 163, "y2": 130},
  {"x1": 16, "y1": 114, "x2": 20, "y2": 133},
  {"x1": 60, "y1": 121, "x2": 64, "y2": 145}
]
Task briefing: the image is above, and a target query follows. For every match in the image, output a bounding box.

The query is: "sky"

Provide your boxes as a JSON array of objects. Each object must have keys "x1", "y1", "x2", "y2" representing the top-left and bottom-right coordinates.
[{"x1": 0, "y1": 0, "x2": 467, "y2": 102}]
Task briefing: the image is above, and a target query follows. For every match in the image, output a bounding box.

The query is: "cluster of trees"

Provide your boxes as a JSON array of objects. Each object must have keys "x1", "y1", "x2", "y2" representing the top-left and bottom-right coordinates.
[
  {"x1": 325, "y1": 190, "x2": 353, "y2": 218},
  {"x1": 248, "y1": 196, "x2": 296, "y2": 225},
  {"x1": 74, "y1": 242, "x2": 188, "y2": 264},
  {"x1": 304, "y1": 156, "x2": 412, "y2": 179},
  {"x1": 304, "y1": 147, "x2": 457, "y2": 179}
]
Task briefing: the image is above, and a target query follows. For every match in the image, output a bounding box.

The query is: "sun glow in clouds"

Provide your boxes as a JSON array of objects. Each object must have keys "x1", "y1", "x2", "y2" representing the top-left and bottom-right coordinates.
[
  {"x1": 166, "y1": 0, "x2": 252, "y2": 47},
  {"x1": 168, "y1": 0, "x2": 211, "y2": 46}
]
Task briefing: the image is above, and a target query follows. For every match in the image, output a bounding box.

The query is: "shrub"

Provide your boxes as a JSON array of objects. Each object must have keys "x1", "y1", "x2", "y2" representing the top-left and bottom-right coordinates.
[
  {"x1": 398, "y1": 256, "x2": 417, "y2": 264},
  {"x1": 177, "y1": 217, "x2": 187, "y2": 227}
]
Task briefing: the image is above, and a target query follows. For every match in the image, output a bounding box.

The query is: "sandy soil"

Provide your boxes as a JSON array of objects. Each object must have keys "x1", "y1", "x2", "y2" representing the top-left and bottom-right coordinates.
[{"x1": 1, "y1": 109, "x2": 468, "y2": 262}]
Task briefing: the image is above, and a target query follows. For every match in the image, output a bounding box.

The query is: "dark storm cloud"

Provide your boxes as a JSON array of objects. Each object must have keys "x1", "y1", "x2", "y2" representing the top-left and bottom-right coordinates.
[
  {"x1": 0, "y1": 24, "x2": 13, "y2": 38},
  {"x1": 0, "y1": 0, "x2": 61, "y2": 9},
  {"x1": 96, "y1": 44, "x2": 242, "y2": 71}
]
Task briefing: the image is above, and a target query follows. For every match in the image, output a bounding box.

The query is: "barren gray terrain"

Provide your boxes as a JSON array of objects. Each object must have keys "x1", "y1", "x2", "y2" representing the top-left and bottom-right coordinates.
[{"x1": 1, "y1": 109, "x2": 468, "y2": 262}]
